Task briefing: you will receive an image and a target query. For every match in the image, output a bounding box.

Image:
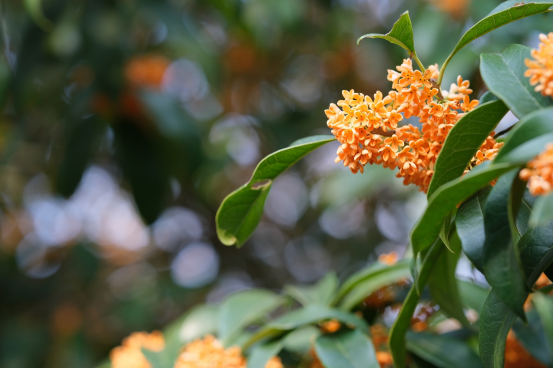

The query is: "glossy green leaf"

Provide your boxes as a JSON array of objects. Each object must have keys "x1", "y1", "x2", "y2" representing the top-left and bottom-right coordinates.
[
  {"x1": 494, "y1": 107, "x2": 553, "y2": 164},
  {"x1": 388, "y1": 239, "x2": 445, "y2": 367},
  {"x1": 479, "y1": 222, "x2": 553, "y2": 367},
  {"x1": 427, "y1": 99, "x2": 508, "y2": 197},
  {"x1": 508, "y1": 174, "x2": 528, "y2": 243},
  {"x1": 439, "y1": 211, "x2": 453, "y2": 251},
  {"x1": 530, "y1": 192, "x2": 553, "y2": 228},
  {"x1": 216, "y1": 135, "x2": 334, "y2": 247},
  {"x1": 314, "y1": 329, "x2": 379, "y2": 368},
  {"x1": 428, "y1": 231, "x2": 471, "y2": 326},
  {"x1": 513, "y1": 309, "x2": 553, "y2": 366},
  {"x1": 479, "y1": 91, "x2": 499, "y2": 104},
  {"x1": 533, "y1": 292, "x2": 553, "y2": 352},
  {"x1": 285, "y1": 272, "x2": 338, "y2": 307},
  {"x1": 516, "y1": 190, "x2": 535, "y2": 236},
  {"x1": 481, "y1": 44, "x2": 552, "y2": 119},
  {"x1": 458, "y1": 279, "x2": 490, "y2": 313},
  {"x1": 482, "y1": 170, "x2": 527, "y2": 320},
  {"x1": 406, "y1": 332, "x2": 482, "y2": 368},
  {"x1": 517, "y1": 222, "x2": 553, "y2": 286},
  {"x1": 141, "y1": 348, "x2": 174, "y2": 369},
  {"x1": 282, "y1": 326, "x2": 321, "y2": 354},
  {"x1": 456, "y1": 186, "x2": 491, "y2": 272},
  {"x1": 218, "y1": 289, "x2": 284, "y2": 346},
  {"x1": 438, "y1": 0, "x2": 553, "y2": 85},
  {"x1": 357, "y1": 11, "x2": 422, "y2": 69},
  {"x1": 338, "y1": 261, "x2": 411, "y2": 311},
  {"x1": 479, "y1": 290, "x2": 518, "y2": 368},
  {"x1": 335, "y1": 259, "x2": 410, "y2": 303},
  {"x1": 172, "y1": 305, "x2": 218, "y2": 344},
  {"x1": 247, "y1": 338, "x2": 284, "y2": 368},
  {"x1": 411, "y1": 162, "x2": 517, "y2": 255},
  {"x1": 244, "y1": 304, "x2": 368, "y2": 349}
]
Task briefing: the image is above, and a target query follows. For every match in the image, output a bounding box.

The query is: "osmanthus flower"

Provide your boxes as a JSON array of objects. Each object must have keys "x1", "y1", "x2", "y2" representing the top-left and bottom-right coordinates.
[
  {"x1": 525, "y1": 32, "x2": 553, "y2": 97},
  {"x1": 325, "y1": 59, "x2": 502, "y2": 193},
  {"x1": 520, "y1": 143, "x2": 553, "y2": 196},
  {"x1": 173, "y1": 334, "x2": 282, "y2": 368},
  {"x1": 110, "y1": 331, "x2": 165, "y2": 368}
]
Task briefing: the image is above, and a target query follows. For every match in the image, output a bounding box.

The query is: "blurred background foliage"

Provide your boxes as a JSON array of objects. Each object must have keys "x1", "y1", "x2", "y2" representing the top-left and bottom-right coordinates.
[{"x1": 0, "y1": 0, "x2": 551, "y2": 366}]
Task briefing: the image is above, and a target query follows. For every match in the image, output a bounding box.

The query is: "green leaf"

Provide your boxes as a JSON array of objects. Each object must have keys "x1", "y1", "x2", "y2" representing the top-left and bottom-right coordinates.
[
  {"x1": 406, "y1": 332, "x2": 483, "y2": 368},
  {"x1": 141, "y1": 348, "x2": 174, "y2": 369},
  {"x1": 493, "y1": 107, "x2": 553, "y2": 164},
  {"x1": 533, "y1": 292, "x2": 553, "y2": 352},
  {"x1": 247, "y1": 338, "x2": 284, "y2": 368},
  {"x1": 456, "y1": 186, "x2": 492, "y2": 272},
  {"x1": 458, "y1": 279, "x2": 490, "y2": 313},
  {"x1": 282, "y1": 326, "x2": 321, "y2": 354},
  {"x1": 513, "y1": 309, "x2": 553, "y2": 366},
  {"x1": 428, "y1": 231, "x2": 471, "y2": 326},
  {"x1": 427, "y1": 100, "x2": 508, "y2": 198},
  {"x1": 479, "y1": 91, "x2": 499, "y2": 104},
  {"x1": 357, "y1": 11, "x2": 424, "y2": 70},
  {"x1": 439, "y1": 211, "x2": 453, "y2": 252},
  {"x1": 479, "y1": 221, "x2": 553, "y2": 367},
  {"x1": 411, "y1": 162, "x2": 517, "y2": 255},
  {"x1": 508, "y1": 174, "x2": 527, "y2": 243},
  {"x1": 169, "y1": 305, "x2": 218, "y2": 344},
  {"x1": 285, "y1": 272, "x2": 338, "y2": 307},
  {"x1": 216, "y1": 135, "x2": 334, "y2": 247},
  {"x1": 438, "y1": 0, "x2": 553, "y2": 85},
  {"x1": 482, "y1": 170, "x2": 527, "y2": 320},
  {"x1": 530, "y1": 192, "x2": 553, "y2": 228},
  {"x1": 218, "y1": 289, "x2": 284, "y2": 346},
  {"x1": 479, "y1": 290, "x2": 518, "y2": 368},
  {"x1": 335, "y1": 259, "x2": 410, "y2": 303},
  {"x1": 338, "y1": 261, "x2": 411, "y2": 311},
  {"x1": 517, "y1": 222, "x2": 553, "y2": 286},
  {"x1": 480, "y1": 44, "x2": 553, "y2": 119},
  {"x1": 244, "y1": 304, "x2": 368, "y2": 349},
  {"x1": 314, "y1": 329, "x2": 379, "y2": 368},
  {"x1": 388, "y1": 239, "x2": 445, "y2": 367}
]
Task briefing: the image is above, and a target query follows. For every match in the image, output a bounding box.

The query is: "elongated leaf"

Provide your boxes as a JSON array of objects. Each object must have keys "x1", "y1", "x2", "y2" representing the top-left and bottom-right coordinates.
[
  {"x1": 216, "y1": 135, "x2": 334, "y2": 247},
  {"x1": 411, "y1": 162, "x2": 517, "y2": 255},
  {"x1": 173, "y1": 305, "x2": 218, "y2": 344},
  {"x1": 480, "y1": 91, "x2": 499, "y2": 104},
  {"x1": 388, "y1": 239, "x2": 445, "y2": 367},
  {"x1": 494, "y1": 107, "x2": 553, "y2": 164},
  {"x1": 218, "y1": 289, "x2": 284, "y2": 346},
  {"x1": 282, "y1": 326, "x2": 321, "y2": 354},
  {"x1": 530, "y1": 192, "x2": 553, "y2": 228},
  {"x1": 247, "y1": 338, "x2": 284, "y2": 368},
  {"x1": 285, "y1": 272, "x2": 338, "y2": 307},
  {"x1": 513, "y1": 309, "x2": 553, "y2": 366},
  {"x1": 508, "y1": 174, "x2": 527, "y2": 243},
  {"x1": 456, "y1": 186, "x2": 492, "y2": 271},
  {"x1": 483, "y1": 170, "x2": 527, "y2": 320},
  {"x1": 517, "y1": 222, "x2": 553, "y2": 285},
  {"x1": 479, "y1": 291, "x2": 518, "y2": 368},
  {"x1": 428, "y1": 231, "x2": 471, "y2": 326},
  {"x1": 439, "y1": 1, "x2": 553, "y2": 83},
  {"x1": 458, "y1": 279, "x2": 490, "y2": 313},
  {"x1": 315, "y1": 329, "x2": 379, "y2": 368},
  {"x1": 479, "y1": 222, "x2": 553, "y2": 367},
  {"x1": 439, "y1": 211, "x2": 453, "y2": 251},
  {"x1": 481, "y1": 44, "x2": 552, "y2": 119},
  {"x1": 533, "y1": 292, "x2": 553, "y2": 352},
  {"x1": 358, "y1": 11, "x2": 416, "y2": 57},
  {"x1": 141, "y1": 348, "x2": 174, "y2": 368},
  {"x1": 427, "y1": 100, "x2": 508, "y2": 197},
  {"x1": 244, "y1": 304, "x2": 368, "y2": 349},
  {"x1": 406, "y1": 332, "x2": 482, "y2": 368},
  {"x1": 338, "y1": 263, "x2": 411, "y2": 311},
  {"x1": 335, "y1": 259, "x2": 410, "y2": 303}
]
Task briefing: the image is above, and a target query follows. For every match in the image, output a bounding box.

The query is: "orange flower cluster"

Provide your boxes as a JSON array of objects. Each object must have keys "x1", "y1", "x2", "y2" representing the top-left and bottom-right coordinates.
[
  {"x1": 110, "y1": 332, "x2": 282, "y2": 368},
  {"x1": 110, "y1": 331, "x2": 165, "y2": 368},
  {"x1": 525, "y1": 32, "x2": 553, "y2": 97},
  {"x1": 325, "y1": 59, "x2": 502, "y2": 193},
  {"x1": 174, "y1": 334, "x2": 282, "y2": 368},
  {"x1": 520, "y1": 144, "x2": 553, "y2": 196}
]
